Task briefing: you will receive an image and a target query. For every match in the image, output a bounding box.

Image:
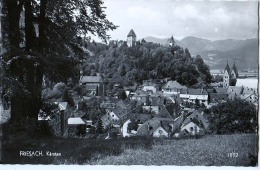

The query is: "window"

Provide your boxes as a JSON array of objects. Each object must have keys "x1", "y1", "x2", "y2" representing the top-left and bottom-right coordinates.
[{"x1": 190, "y1": 127, "x2": 194, "y2": 131}]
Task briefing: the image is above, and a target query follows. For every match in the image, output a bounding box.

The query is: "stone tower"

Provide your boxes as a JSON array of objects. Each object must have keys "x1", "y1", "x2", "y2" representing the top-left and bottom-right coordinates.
[
  {"x1": 223, "y1": 61, "x2": 238, "y2": 88},
  {"x1": 127, "y1": 29, "x2": 136, "y2": 47}
]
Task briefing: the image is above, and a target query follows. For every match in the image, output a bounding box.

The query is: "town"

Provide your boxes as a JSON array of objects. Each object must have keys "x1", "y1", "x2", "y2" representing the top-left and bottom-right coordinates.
[
  {"x1": 0, "y1": 0, "x2": 258, "y2": 166},
  {"x1": 35, "y1": 29, "x2": 258, "y2": 139}
]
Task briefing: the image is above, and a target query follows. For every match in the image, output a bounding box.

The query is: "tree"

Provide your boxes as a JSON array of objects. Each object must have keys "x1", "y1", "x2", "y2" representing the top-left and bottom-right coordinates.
[
  {"x1": 208, "y1": 98, "x2": 257, "y2": 134},
  {"x1": 127, "y1": 120, "x2": 139, "y2": 131},
  {"x1": 119, "y1": 64, "x2": 126, "y2": 76},
  {"x1": 96, "y1": 119, "x2": 103, "y2": 134},
  {"x1": 117, "y1": 89, "x2": 127, "y2": 100},
  {"x1": 2, "y1": 0, "x2": 117, "y2": 131}
]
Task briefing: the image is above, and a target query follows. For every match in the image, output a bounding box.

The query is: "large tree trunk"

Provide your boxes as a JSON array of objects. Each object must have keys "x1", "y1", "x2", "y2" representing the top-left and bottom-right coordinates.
[{"x1": 5, "y1": 0, "x2": 45, "y2": 129}]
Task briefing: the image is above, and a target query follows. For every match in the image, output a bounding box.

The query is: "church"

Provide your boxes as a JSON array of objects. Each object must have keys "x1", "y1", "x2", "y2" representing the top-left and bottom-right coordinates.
[{"x1": 223, "y1": 62, "x2": 239, "y2": 88}]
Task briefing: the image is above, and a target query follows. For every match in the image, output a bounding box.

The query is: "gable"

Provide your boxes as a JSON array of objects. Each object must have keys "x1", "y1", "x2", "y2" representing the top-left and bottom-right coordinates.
[{"x1": 153, "y1": 127, "x2": 168, "y2": 137}]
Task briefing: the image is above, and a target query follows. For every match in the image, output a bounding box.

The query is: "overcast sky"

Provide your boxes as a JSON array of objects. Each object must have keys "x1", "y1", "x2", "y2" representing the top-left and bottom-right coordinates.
[{"x1": 92, "y1": 0, "x2": 258, "y2": 42}]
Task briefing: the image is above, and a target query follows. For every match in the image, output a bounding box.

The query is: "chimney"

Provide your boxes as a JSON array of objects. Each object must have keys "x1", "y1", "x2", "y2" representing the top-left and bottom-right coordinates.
[{"x1": 147, "y1": 122, "x2": 150, "y2": 131}]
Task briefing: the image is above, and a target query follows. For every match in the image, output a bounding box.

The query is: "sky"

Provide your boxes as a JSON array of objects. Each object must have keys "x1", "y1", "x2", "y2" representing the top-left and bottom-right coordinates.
[{"x1": 92, "y1": 0, "x2": 258, "y2": 42}]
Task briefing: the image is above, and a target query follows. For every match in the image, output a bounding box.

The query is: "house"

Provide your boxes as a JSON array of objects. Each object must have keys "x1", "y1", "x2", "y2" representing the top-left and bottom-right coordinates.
[
  {"x1": 52, "y1": 102, "x2": 71, "y2": 136},
  {"x1": 142, "y1": 106, "x2": 161, "y2": 114},
  {"x1": 208, "y1": 93, "x2": 228, "y2": 103},
  {"x1": 240, "y1": 87, "x2": 258, "y2": 104},
  {"x1": 136, "y1": 117, "x2": 174, "y2": 138},
  {"x1": 180, "y1": 121, "x2": 204, "y2": 136},
  {"x1": 214, "y1": 87, "x2": 228, "y2": 94},
  {"x1": 72, "y1": 97, "x2": 84, "y2": 110},
  {"x1": 223, "y1": 62, "x2": 238, "y2": 88},
  {"x1": 68, "y1": 117, "x2": 86, "y2": 137},
  {"x1": 150, "y1": 96, "x2": 165, "y2": 106},
  {"x1": 180, "y1": 88, "x2": 209, "y2": 106},
  {"x1": 131, "y1": 90, "x2": 149, "y2": 105},
  {"x1": 227, "y1": 86, "x2": 243, "y2": 99},
  {"x1": 127, "y1": 29, "x2": 136, "y2": 47},
  {"x1": 154, "y1": 106, "x2": 173, "y2": 119},
  {"x1": 79, "y1": 75, "x2": 106, "y2": 96},
  {"x1": 106, "y1": 106, "x2": 128, "y2": 127},
  {"x1": 142, "y1": 83, "x2": 160, "y2": 94},
  {"x1": 181, "y1": 110, "x2": 209, "y2": 130},
  {"x1": 162, "y1": 80, "x2": 187, "y2": 95}
]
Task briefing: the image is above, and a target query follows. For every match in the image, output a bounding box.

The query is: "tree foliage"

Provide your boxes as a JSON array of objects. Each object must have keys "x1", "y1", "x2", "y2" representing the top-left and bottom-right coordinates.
[
  {"x1": 2, "y1": 0, "x2": 117, "y2": 129},
  {"x1": 208, "y1": 98, "x2": 257, "y2": 134},
  {"x1": 84, "y1": 42, "x2": 211, "y2": 87}
]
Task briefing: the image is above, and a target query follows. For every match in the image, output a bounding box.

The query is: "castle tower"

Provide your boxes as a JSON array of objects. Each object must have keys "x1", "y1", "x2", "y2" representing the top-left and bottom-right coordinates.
[{"x1": 127, "y1": 29, "x2": 136, "y2": 47}]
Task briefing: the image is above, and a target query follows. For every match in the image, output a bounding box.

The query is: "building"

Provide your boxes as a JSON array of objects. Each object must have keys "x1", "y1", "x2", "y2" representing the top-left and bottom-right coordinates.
[
  {"x1": 127, "y1": 29, "x2": 136, "y2": 47},
  {"x1": 223, "y1": 62, "x2": 238, "y2": 88},
  {"x1": 165, "y1": 36, "x2": 175, "y2": 47},
  {"x1": 68, "y1": 117, "x2": 86, "y2": 137},
  {"x1": 180, "y1": 88, "x2": 209, "y2": 106},
  {"x1": 79, "y1": 75, "x2": 106, "y2": 96},
  {"x1": 162, "y1": 80, "x2": 187, "y2": 95}
]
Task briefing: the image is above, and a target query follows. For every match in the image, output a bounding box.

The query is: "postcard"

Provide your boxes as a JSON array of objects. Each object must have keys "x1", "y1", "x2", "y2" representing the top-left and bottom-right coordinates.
[{"x1": 0, "y1": 0, "x2": 258, "y2": 166}]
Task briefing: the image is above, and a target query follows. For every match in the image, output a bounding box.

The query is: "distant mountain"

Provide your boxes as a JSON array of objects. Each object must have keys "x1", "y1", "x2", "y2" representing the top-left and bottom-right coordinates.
[
  {"x1": 198, "y1": 38, "x2": 258, "y2": 69},
  {"x1": 143, "y1": 36, "x2": 258, "y2": 70}
]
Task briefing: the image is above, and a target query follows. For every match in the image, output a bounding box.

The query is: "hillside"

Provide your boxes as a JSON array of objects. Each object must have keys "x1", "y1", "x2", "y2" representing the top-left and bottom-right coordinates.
[{"x1": 144, "y1": 36, "x2": 258, "y2": 69}]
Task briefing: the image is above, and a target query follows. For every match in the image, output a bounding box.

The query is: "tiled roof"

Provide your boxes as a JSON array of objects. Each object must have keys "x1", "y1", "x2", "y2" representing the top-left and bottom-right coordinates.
[
  {"x1": 154, "y1": 107, "x2": 173, "y2": 119},
  {"x1": 127, "y1": 29, "x2": 136, "y2": 37},
  {"x1": 215, "y1": 88, "x2": 228, "y2": 94},
  {"x1": 80, "y1": 76, "x2": 103, "y2": 83},
  {"x1": 111, "y1": 106, "x2": 128, "y2": 119},
  {"x1": 181, "y1": 110, "x2": 209, "y2": 129},
  {"x1": 162, "y1": 81, "x2": 187, "y2": 90},
  {"x1": 54, "y1": 102, "x2": 68, "y2": 111},
  {"x1": 68, "y1": 118, "x2": 85, "y2": 125},
  {"x1": 209, "y1": 93, "x2": 228, "y2": 102},
  {"x1": 150, "y1": 96, "x2": 165, "y2": 106},
  {"x1": 227, "y1": 86, "x2": 243, "y2": 95},
  {"x1": 186, "y1": 88, "x2": 208, "y2": 95},
  {"x1": 137, "y1": 117, "x2": 174, "y2": 136}
]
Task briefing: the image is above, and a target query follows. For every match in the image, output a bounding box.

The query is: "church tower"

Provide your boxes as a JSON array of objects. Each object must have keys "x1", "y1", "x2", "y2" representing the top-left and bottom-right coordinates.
[
  {"x1": 223, "y1": 61, "x2": 238, "y2": 88},
  {"x1": 127, "y1": 29, "x2": 136, "y2": 47}
]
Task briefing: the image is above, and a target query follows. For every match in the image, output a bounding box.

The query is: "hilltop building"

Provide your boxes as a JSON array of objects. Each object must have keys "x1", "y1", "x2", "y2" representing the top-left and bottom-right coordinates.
[
  {"x1": 166, "y1": 36, "x2": 175, "y2": 47},
  {"x1": 127, "y1": 29, "x2": 136, "y2": 47},
  {"x1": 223, "y1": 62, "x2": 238, "y2": 88}
]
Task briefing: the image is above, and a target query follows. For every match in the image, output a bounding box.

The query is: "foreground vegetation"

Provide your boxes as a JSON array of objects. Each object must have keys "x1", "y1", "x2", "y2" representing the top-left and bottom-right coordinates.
[
  {"x1": 1, "y1": 133, "x2": 257, "y2": 166},
  {"x1": 90, "y1": 134, "x2": 258, "y2": 166}
]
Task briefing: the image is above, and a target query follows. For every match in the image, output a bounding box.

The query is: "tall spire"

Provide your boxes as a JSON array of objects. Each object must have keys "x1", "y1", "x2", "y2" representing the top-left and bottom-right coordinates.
[
  {"x1": 224, "y1": 60, "x2": 231, "y2": 74},
  {"x1": 232, "y1": 61, "x2": 238, "y2": 77}
]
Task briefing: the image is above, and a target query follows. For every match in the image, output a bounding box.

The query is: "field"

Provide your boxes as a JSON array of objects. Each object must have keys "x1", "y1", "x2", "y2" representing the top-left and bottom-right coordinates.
[
  {"x1": 1, "y1": 133, "x2": 258, "y2": 166},
  {"x1": 90, "y1": 134, "x2": 258, "y2": 166}
]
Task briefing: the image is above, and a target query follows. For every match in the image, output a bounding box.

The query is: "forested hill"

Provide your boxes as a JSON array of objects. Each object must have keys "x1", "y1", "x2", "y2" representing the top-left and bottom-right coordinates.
[{"x1": 82, "y1": 42, "x2": 212, "y2": 87}]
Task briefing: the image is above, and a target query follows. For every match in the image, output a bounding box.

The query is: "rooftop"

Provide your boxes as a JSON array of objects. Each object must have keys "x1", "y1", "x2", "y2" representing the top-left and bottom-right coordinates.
[{"x1": 68, "y1": 117, "x2": 85, "y2": 125}]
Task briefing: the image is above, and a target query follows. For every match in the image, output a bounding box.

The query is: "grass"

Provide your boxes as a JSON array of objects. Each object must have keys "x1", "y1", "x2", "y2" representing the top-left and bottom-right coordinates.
[
  {"x1": 1, "y1": 133, "x2": 258, "y2": 166},
  {"x1": 90, "y1": 134, "x2": 258, "y2": 166},
  {"x1": 1, "y1": 134, "x2": 153, "y2": 164}
]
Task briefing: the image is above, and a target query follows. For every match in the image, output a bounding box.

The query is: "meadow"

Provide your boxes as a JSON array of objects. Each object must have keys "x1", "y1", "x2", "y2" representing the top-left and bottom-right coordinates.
[
  {"x1": 90, "y1": 134, "x2": 258, "y2": 166},
  {"x1": 1, "y1": 133, "x2": 258, "y2": 166}
]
